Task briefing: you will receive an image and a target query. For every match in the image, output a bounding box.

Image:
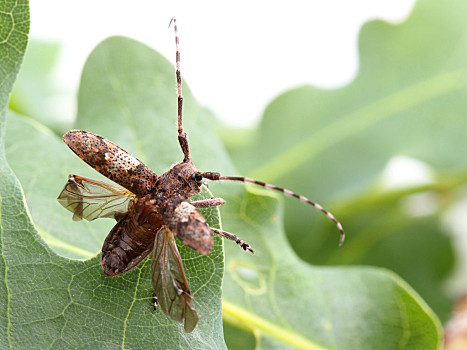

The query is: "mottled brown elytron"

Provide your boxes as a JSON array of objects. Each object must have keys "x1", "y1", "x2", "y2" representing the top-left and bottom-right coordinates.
[{"x1": 57, "y1": 18, "x2": 345, "y2": 333}]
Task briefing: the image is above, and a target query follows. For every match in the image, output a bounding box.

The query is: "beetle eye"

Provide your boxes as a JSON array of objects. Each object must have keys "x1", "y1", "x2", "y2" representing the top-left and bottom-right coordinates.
[{"x1": 192, "y1": 173, "x2": 203, "y2": 183}]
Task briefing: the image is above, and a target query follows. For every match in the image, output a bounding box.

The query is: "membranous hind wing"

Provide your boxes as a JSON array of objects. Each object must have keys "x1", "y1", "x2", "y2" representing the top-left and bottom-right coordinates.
[
  {"x1": 57, "y1": 175, "x2": 135, "y2": 221},
  {"x1": 152, "y1": 226, "x2": 199, "y2": 333}
]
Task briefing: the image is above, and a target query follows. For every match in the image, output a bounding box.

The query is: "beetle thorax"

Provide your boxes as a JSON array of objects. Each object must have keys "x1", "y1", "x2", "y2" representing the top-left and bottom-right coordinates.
[{"x1": 152, "y1": 159, "x2": 203, "y2": 204}]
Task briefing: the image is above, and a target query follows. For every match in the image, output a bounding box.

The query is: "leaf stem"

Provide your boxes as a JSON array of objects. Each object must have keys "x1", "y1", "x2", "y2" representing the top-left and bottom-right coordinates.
[
  {"x1": 332, "y1": 171, "x2": 467, "y2": 216},
  {"x1": 222, "y1": 300, "x2": 329, "y2": 350}
]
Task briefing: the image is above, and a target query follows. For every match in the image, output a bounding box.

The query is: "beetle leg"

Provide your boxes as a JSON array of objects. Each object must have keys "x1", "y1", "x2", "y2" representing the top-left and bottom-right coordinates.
[
  {"x1": 192, "y1": 197, "x2": 225, "y2": 208},
  {"x1": 210, "y1": 228, "x2": 254, "y2": 253},
  {"x1": 152, "y1": 295, "x2": 158, "y2": 311}
]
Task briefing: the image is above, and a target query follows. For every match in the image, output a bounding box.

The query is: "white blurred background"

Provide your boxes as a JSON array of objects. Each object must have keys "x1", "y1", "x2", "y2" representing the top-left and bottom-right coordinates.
[{"x1": 29, "y1": 1, "x2": 415, "y2": 127}]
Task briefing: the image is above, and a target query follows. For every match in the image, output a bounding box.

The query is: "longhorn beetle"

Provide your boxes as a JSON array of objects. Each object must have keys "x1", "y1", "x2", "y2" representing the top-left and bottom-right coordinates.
[{"x1": 57, "y1": 18, "x2": 345, "y2": 333}]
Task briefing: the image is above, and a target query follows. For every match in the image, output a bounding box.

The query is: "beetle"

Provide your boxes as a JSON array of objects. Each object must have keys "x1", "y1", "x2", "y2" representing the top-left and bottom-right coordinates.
[{"x1": 57, "y1": 18, "x2": 344, "y2": 332}]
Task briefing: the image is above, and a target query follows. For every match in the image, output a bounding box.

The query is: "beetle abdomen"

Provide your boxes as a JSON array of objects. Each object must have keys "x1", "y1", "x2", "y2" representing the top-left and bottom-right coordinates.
[{"x1": 102, "y1": 197, "x2": 163, "y2": 276}]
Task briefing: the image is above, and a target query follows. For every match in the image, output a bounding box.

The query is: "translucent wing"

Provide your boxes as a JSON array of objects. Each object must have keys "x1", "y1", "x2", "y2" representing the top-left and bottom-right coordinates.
[
  {"x1": 57, "y1": 174, "x2": 135, "y2": 221},
  {"x1": 152, "y1": 226, "x2": 199, "y2": 332}
]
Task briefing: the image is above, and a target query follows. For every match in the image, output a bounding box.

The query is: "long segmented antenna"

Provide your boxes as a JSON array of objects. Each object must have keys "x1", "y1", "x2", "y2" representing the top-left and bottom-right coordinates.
[
  {"x1": 201, "y1": 172, "x2": 345, "y2": 246},
  {"x1": 169, "y1": 17, "x2": 190, "y2": 161}
]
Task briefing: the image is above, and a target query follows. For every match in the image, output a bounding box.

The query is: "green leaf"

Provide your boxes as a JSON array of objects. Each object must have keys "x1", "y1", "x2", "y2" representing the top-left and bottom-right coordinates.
[
  {"x1": 225, "y1": 0, "x2": 461, "y2": 322},
  {"x1": 0, "y1": 1, "x2": 30, "y2": 349},
  {"x1": 3, "y1": 21, "x2": 442, "y2": 350},
  {"x1": 0, "y1": 0, "x2": 29, "y2": 107},
  {"x1": 9, "y1": 39, "x2": 72, "y2": 134},
  {"x1": 220, "y1": 188, "x2": 442, "y2": 349}
]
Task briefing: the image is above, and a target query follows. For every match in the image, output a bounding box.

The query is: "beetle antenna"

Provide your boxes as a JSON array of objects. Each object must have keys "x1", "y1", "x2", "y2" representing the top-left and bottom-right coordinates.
[
  {"x1": 169, "y1": 17, "x2": 190, "y2": 162},
  {"x1": 201, "y1": 172, "x2": 345, "y2": 246}
]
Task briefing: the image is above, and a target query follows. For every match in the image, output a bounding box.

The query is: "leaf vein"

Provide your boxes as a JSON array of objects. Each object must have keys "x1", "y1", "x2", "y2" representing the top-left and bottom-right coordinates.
[{"x1": 250, "y1": 68, "x2": 467, "y2": 182}]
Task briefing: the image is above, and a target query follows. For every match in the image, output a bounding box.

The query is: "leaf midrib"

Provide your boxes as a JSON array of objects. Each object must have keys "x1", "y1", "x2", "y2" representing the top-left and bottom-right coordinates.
[{"x1": 249, "y1": 68, "x2": 467, "y2": 182}]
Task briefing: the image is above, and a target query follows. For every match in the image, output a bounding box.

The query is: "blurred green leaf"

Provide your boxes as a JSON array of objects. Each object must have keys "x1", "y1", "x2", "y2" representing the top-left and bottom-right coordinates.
[
  {"x1": 223, "y1": 321, "x2": 256, "y2": 349},
  {"x1": 225, "y1": 0, "x2": 463, "y2": 322},
  {"x1": 219, "y1": 187, "x2": 442, "y2": 349},
  {"x1": 3, "y1": 32, "x2": 444, "y2": 349},
  {"x1": 9, "y1": 39, "x2": 74, "y2": 134}
]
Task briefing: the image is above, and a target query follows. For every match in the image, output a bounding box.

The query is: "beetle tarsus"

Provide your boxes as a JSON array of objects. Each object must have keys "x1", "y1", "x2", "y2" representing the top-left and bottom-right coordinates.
[{"x1": 152, "y1": 295, "x2": 158, "y2": 311}]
